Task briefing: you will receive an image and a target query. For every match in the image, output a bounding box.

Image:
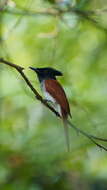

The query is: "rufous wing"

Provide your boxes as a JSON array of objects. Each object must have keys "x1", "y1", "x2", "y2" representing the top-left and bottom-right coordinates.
[{"x1": 45, "y1": 79, "x2": 71, "y2": 119}]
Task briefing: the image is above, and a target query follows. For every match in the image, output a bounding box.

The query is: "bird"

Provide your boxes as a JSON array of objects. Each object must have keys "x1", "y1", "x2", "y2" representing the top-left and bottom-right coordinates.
[{"x1": 29, "y1": 67, "x2": 72, "y2": 151}]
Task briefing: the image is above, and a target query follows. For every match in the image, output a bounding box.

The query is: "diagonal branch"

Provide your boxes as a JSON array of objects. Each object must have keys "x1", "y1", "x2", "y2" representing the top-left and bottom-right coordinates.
[
  {"x1": 0, "y1": 58, "x2": 60, "y2": 117},
  {"x1": 68, "y1": 120, "x2": 107, "y2": 151},
  {"x1": 0, "y1": 58, "x2": 107, "y2": 151}
]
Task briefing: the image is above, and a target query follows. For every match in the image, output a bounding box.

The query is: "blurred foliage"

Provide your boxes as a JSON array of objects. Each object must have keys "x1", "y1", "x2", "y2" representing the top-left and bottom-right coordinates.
[{"x1": 0, "y1": 0, "x2": 107, "y2": 189}]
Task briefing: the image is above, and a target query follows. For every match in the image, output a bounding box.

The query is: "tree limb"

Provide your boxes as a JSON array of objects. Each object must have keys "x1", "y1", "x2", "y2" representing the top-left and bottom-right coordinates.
[
  {"x1": 68, "y1": 120, "x2": 107, "y2": 151},
  {"x1": 1, "y1": 58, "x2": 107, "y2": 151}
]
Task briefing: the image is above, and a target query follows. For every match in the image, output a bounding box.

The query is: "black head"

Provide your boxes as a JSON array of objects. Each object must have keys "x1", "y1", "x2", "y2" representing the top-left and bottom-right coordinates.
[{"x1": 29, "y1": 67, "x2": 63, "y2": 82}]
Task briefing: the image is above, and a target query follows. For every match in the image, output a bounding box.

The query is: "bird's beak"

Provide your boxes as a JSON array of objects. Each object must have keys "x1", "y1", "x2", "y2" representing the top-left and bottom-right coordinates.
[{"x1": 29, "y1": 67, "x2": 39, "y2": 73}]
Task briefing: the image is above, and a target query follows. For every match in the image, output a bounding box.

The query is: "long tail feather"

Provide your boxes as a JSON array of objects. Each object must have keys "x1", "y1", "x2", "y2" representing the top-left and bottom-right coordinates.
[{"x1": 63, "y1": 118, "x2": 70, "y2": 152}]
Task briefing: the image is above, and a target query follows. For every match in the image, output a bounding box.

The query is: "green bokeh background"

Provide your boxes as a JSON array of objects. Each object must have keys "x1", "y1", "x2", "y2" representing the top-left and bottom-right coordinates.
[{"x1": 0, "y1": 0, "x2": 107, "y2": 189}]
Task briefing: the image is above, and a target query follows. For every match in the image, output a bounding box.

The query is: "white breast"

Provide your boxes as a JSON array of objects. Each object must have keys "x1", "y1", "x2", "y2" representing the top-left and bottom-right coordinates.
[{"x1": 41, "y1": 81, "x2": 56, "y2": 103}]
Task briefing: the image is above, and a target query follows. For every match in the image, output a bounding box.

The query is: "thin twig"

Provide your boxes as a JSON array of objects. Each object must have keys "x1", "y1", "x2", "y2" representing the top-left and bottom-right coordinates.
[
  {"x1": 0, "y1": 58, "x2": 24, "y2": 70},
  {"x1": 67, "y1": 120, "x2": 107, "y2": 142},
  {"x1": 70, "y1": 8, "x2": 107, "y2": 33},
  {"x1": 1, "y1": 58, "x2": 107, "y2": 151},
  {"x1": 1, "y1": 7, "x2": 107, "y2": 32},
  {"x1": 68, "y1": 120, "x2": 107, "y2": 151},
  {"x1": 1, "y1": 7, "x2": 58, "y2": 17}
]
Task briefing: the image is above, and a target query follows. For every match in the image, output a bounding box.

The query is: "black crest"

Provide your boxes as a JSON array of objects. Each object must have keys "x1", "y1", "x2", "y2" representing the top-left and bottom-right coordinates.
[{"x1": 29, "y1": 67, "x2": 63, "y2": 82}]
